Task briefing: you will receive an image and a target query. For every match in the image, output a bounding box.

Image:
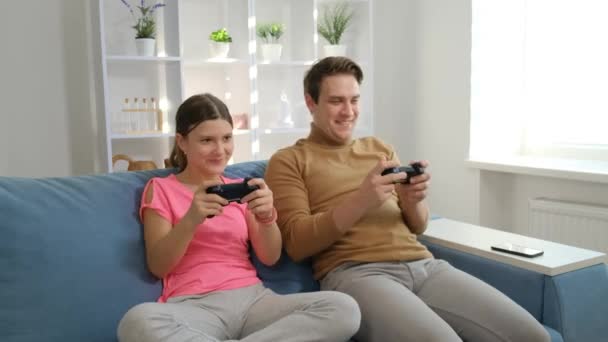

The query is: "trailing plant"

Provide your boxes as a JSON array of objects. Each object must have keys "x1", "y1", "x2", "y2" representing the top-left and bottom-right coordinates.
[
  {"x1": 256, "y1": 23, "x2": 285, "y2": 44},
  {"x1": 209, "y1": 28, "x2": 233, "y2": 43},
  {"x1": 120, "y1": 0, "x2": 166, "y2": 39},
  {"x1": 317, "y1": 1, "x2": 354, "y2": 45}
]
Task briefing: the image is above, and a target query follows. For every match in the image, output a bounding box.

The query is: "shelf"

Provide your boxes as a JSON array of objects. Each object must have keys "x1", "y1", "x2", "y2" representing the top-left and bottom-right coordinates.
[
  {"x1": 261, "y1": 127, "x2": 309, "y2": 134},
  {"x1": 466, "y1": 156, "x2": 608, "y2": 185},
  {"x1": 100, "y1": 0, "x2": 372, "y2": 171},
  {"x1": 318, "y1": 0, "x2": 369, "y2": 3},
  {"x1": 234, "y1": 129, "x2": 250, "y2": 136},
  {"x1": 257, "y1": 60, "x2": 316, "y2": 66},
  {"x1": 112, "y1": 130, "x2": 253, "y2": 139},
  {"x1": 111, "y1": 132, "x2": 174, "y2": 140},
  {"x1": 259, "y1": 126, "x2": 372, "y2": 135},
  {"x1": 105, "y1": 55, "x2": 182, "y2": 63},
  {"x1": 184, "y1": 59, "x2": 315, "y2": 67},
  {"x1": 183, "y1": 58, "x2": 249, "y2": 67}
]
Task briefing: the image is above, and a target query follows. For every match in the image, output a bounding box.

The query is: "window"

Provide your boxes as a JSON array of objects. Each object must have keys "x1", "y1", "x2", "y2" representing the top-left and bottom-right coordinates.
[{"x1": 470, "y1": 0, "x2": 608, "y2": 165}]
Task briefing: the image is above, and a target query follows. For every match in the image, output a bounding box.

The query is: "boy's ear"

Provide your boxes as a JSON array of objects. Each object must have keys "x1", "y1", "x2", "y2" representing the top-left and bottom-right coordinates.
[{"x1": 304, "y1": 93, "x2": 316, "y2": 114}]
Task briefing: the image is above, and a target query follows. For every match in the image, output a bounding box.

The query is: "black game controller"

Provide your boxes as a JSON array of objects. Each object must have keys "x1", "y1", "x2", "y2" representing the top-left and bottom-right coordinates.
[
  {"x1": 205, "y1": 178, "x2": 260, "y2": 204},
  {"x1": 381, "y1": 162, "x2": 425, "y2": 184}
]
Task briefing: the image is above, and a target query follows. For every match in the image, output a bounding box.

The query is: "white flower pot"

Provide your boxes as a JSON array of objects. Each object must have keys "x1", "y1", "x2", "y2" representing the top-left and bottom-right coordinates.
[
  {"x1": 323, "y1": 44, "x2": 347, "y2": 57},
  {"x1": 135, "y1": 38, "x2": 156, "y2": 57},
  {"x1": 260, "y1": 44, "x2": 282, "y2": 62},
  {"x1": 209, "y1": 41, "x2": 230, "y2": 59}
]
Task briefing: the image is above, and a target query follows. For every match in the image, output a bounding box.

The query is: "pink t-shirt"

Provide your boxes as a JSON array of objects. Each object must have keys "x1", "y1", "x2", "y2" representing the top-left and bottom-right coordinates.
[{"x1": 140, "y1": 174, "x2": 261, "y2": 302}]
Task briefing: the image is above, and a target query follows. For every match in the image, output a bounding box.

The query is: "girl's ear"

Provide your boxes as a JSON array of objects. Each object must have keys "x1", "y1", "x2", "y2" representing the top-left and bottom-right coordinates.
[{"x1": 175, "y1": 133, "x2": 187, "y2": 153}]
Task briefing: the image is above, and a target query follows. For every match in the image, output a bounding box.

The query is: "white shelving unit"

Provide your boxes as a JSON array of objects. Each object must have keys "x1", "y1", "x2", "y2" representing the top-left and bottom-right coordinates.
[{"x1": 97, "y1": 0, "x2": 373, "y2": 172}]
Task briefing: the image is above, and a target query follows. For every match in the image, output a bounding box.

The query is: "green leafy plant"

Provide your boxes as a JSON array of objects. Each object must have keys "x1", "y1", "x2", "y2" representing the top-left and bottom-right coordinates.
[
  {"x1": 256, "y1": 23, "x2": 285, "y2": 44},
  {"x1": 120, "y1": 0, "x2": 166, "y2": 39},
  {"x1": 209, "y1": 28, "x2": 233, "y2": 43},
  {"x1": 317, "y1": 1, "x2": 354, "y2": 45}
]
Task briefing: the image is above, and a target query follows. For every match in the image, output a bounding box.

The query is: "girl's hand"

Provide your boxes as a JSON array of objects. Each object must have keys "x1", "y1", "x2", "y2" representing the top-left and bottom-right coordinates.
[
  {"x1": 241, "y1": 178, "x2": 275, "y2": 220},
  {"x1": 184, "y1": 180, "x2": 229, "y2": 224}
]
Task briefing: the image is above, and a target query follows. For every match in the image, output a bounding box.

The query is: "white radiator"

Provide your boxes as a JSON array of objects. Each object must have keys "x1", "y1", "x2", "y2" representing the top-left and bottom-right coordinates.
[{"x1": 529, "y1": 198, "x2": 608, "y2": 254}]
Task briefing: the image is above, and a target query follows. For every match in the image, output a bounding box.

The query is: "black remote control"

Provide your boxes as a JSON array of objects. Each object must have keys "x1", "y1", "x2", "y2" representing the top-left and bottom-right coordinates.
[{"x1": 381, "y1": 162, "x2": 425, "y2": 184}]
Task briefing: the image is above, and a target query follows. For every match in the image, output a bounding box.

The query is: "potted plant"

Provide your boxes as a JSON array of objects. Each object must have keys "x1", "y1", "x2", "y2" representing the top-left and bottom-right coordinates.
[
  {"x1": 120, "y1": 0, "x2": 166, "y2": 57},
  {"x1": 256, "y1": 22, "x2": 285, "y2": 62},
  {"x1": 317, "y1": 1, "x2": 354, "y2": 57},
  {"x1": 209, "y1": 28, "x2": 232, "y2": 59}
]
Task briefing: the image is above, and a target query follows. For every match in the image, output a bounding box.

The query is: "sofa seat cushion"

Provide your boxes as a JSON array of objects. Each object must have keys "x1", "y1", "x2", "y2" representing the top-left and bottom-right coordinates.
[
  {"x1": 251, "y1": 251, "x2": 319, "y2": 294},
  {"x1": 545, "y1": 325, "x2": 564, "y2": 342}
]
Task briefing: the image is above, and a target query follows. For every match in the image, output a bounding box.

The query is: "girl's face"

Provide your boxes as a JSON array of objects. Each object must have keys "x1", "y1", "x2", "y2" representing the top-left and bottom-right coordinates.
[{"x1": 177, "y1": 119, "x2": 234, "y2": 177}]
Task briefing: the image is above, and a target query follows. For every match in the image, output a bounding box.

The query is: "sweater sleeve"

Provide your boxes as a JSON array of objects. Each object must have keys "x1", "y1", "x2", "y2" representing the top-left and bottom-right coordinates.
[{"x1": 266, "y1": 150, "x2": 344, "y2": 262}]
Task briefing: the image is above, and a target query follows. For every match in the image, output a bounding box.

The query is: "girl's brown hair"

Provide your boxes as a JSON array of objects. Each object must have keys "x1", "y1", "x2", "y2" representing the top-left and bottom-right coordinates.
[{"x1": 168, "y1": 93, "x2": 233, "y2": 171}]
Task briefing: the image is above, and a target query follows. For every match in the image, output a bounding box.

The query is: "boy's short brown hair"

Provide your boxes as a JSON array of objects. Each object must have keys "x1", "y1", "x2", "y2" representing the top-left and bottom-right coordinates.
[{"x1": 303, "y1": 56, "x2": 363, "y2": 103}]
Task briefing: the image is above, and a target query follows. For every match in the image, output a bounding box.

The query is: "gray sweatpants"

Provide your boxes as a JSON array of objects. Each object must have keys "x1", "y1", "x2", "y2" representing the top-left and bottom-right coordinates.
[
  {"x1": 321, "y1": 259, "x2": 551, "y2": 342},
  {"x1": 117, "y1": 283, "x2": 360, "y2": 342}
]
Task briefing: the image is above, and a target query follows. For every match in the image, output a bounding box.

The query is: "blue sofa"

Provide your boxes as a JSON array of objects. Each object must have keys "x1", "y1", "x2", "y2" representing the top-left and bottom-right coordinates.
[{"x1": 1, "y1": 160, "x2": 606, "y2": 342}]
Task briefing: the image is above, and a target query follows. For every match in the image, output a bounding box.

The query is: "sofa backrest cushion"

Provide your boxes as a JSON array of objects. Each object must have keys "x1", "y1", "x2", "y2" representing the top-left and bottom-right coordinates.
[
  {"x1": 0, "y1": 160, "x2": 317, "y2": 342},
  {"x1": 223, "y1": 161, "x2": 319, "y2": 294},
  {"x1": 0, "y1": 168, "x2": 171, "y2": 342}
]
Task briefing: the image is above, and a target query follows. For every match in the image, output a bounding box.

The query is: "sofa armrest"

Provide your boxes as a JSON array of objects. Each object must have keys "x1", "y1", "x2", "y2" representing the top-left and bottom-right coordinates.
[
  {"x1": 422, "y1": 240, "x2": 608, "y2": 342},
  {"x1": 422, "y1": 240, "x2": 545, "y2": 320},
  {"x1": 543, "y1": 264, "x2": 608, "y2": 342}
]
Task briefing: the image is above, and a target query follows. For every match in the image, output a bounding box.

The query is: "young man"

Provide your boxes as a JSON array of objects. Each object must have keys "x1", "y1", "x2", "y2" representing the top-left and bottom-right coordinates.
[{"x1": 265, "y1": 57, "x2": 550, "y2": 342}]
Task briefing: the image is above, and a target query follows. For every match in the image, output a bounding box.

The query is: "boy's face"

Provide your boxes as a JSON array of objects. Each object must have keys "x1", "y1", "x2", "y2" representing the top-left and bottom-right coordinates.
[{"x1": 305, "y1": 74, "x2": 360, "y2": 144}]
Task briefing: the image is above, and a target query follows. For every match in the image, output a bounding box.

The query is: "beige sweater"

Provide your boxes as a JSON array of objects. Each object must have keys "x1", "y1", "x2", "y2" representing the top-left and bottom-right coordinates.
[{"x1": 266, "y1": 124, "x2": 433, "y2": 279}]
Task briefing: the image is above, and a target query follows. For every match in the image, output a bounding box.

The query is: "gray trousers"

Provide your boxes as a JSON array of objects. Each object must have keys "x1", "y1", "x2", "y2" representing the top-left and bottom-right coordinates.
[
  {"x1": 321, "y1": 259, "x2": 551, "y2": 342},
  {"x1": 117, "y1": 283, "x2": 360, "y2": 342}
]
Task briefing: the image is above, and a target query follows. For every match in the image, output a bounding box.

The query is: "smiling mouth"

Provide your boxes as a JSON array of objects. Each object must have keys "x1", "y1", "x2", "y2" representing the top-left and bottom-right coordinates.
[{"x1": 335, "y1": 120, "x2": 353, "y2": 127}]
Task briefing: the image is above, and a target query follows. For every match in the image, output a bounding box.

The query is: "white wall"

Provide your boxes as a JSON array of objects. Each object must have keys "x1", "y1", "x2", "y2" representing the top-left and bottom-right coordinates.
[
  {"x1": 0, "y1": 0, "x2": 104, "y2": 177},
  {"x1": 405, "y1": 0, "x2": 481, "y2": 224},
  {"x1": 372, "y1": 0, "x2": 417, "y2": 158}
]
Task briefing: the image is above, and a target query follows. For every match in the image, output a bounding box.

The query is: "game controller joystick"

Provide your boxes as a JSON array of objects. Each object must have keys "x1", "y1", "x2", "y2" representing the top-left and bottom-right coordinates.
[{"x1": 381, "y1": 162, "x2": 425, "y2": 184}]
